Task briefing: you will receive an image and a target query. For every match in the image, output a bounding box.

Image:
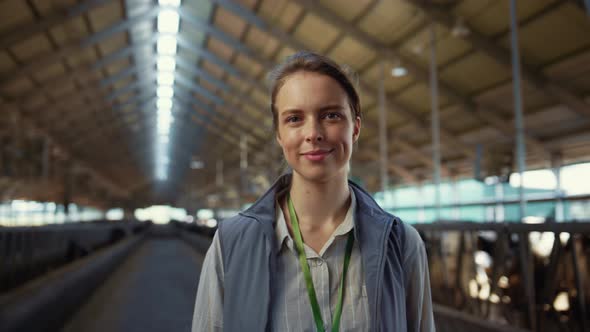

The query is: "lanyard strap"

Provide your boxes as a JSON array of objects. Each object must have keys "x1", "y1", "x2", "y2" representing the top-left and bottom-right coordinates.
[{"x1": 287, "y1": 194, "x2": 355, "y2": 332}]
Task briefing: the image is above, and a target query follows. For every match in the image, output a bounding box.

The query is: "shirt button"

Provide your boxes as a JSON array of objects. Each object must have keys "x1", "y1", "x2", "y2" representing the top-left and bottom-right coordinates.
[{"x1": 317, "y1": 260, "x2": 324, "y2": 266}]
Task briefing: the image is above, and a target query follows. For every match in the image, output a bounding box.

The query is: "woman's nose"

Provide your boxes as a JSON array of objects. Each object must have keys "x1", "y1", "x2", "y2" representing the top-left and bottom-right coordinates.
[{"x1": 304, "y1": 120, "x2": 324, "y2": 142}]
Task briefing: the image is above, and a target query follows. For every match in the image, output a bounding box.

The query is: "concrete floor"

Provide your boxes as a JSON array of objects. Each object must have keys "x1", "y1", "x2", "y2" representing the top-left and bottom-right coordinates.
[{"x1": 61, "y1": 237, "x2": 207, "y2": 332}]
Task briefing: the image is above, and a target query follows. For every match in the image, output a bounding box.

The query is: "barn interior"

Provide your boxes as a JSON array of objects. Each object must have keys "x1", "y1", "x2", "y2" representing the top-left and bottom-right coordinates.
[{"x1": 1, "y1": 0, "x2": 590, "y2": 331}]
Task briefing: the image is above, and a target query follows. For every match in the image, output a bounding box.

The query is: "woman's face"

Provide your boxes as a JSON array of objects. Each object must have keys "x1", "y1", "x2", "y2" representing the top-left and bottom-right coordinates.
[{"x1": 275, "y1": 71, "x2": 361, "y2": 183}]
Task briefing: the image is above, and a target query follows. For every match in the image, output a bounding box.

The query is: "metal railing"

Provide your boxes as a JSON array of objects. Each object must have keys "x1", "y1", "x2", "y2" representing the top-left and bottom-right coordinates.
[
  {"x1": 0, "y1": 220, "x2": 147, "y2": 292},
  {"x1": 414, "y1": 221, "x2": 590, "y2": 332}
]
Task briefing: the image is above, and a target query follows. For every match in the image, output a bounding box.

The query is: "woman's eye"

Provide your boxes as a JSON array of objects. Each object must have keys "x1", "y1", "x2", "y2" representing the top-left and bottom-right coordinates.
[
  {"x1": 324, "y1": 112, "x2": 342, "y2": 120},
  {"x1": 285, "y1": 116, "x2": 300, "y2": 123}
]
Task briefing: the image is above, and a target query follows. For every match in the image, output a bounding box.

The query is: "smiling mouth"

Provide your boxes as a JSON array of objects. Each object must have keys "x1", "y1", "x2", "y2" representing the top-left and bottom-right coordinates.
[{"x1": 302, "y1": 149, "x2": 334, "y2": 161}]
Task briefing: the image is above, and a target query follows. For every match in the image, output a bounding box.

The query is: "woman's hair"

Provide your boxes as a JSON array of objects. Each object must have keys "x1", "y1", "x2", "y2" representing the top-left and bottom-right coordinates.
[{"x1": 267, "y1": 51, "x2": 361, "y2": 132}]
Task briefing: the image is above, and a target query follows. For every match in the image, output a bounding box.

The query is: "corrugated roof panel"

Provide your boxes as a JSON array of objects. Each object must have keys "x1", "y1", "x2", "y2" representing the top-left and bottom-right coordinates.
[
  {"x1": 226, "y1": 75, "x2": 248, "y2": 93},
  {"x1": 328, "y1": 35, "x2": 377, "y2": 70},
  {"x1": 88, "y1": 1, "x2": 124, "y2": 32},
  {"x1": 31, "y1": 0, "x2": 77, "y2": 15},
  {"x1": 180, "y1": 23, "x2": 206, "y2": 44},
  {"x1": 258, "y1": 0, "x2": 304, "y2": 33},
  {"x1": 0, "y1": 51, "x2": 16, "y2": 75},
  {"x1": 10, "y1": 34, "x2": 53, "y2": 63},
  {"x1": 440, "y1": 52, "x2": 511, "y2": 94},
  {"x1": 186, "y1": 0, "x2": 214, "y2": 16},
  {"x1": 97, "y1": 33, "x2": 128, "y2": 57},
  {"x1": 48, "y1": 17, "x2": 89, "y2": 45},
  {"x1": 361, "y1": 60, "x2": 416, "y2": 93},
  {"x1": 250, "y1": 88, "x2": 267, "y2": 109},
  {"x1": 33, "y1": 63, "x2": 66, "y2": 82},
  {"x1": 199, "y1": 79, "x2": 219, "y2": 95},
  {"x1": 64, "y1": 47, "x2": 97, "y2": 68},
  {"x1": 23, "y1": 94, "x2": 50, "y2": 111},
  {"x1": 0, "y1": 0, "x2": 34, "y2": 33},
  {"x1": 357, "y1": 0, "x2": 419, "y2": 44},
  {"x1": 439, "y1": 104, "x2": 484, "y2": 134},
  {"x1": 116, "y1": 90, "x2": 137, "y2": 105},
  {"x1": 201, "y1": 58, "x2": 225, "y2": 79},
  {"x1": 395, "y1": 82, "x2": 434, "y2": 114},
  {"x1": 274, "y1": 45, "x2": 297, "y2": 63},
  {"x1": 178, "y1": 49, "x2": 199, "y2": 64},
  {"x1": 213, "y1": 7, "x2": 247, "y2": 40},
  {"x1": 2, "y1": 77, "x2": 34, "y2": 95},
  {"x1": 233, "y1": 53, "x2": 263, "y2": 77},
  {"x1": 475, "y1": 80, "x2": 555, "y2": 115},
  {"x1": 233, "y1": 0, "x2": 258, "y2": 10},
  {"x1": 498, "y1": 5, "x2": 590, "y2": 67},
  {"x1": 207, "y1": 37, "x2": 234, "y2": 62},
  {"x1": 293, "y1": 13, "x2": 340, "y2": 52},
  {"x1": 48, "y1": 80, "x2": 76, "y2": 100},
  {"x1": 319, "y1": 0, "x2": 375, "y2": 22},
  {"x1": 105, "y1": 59, "x2": 131, "y2": 76},
  {"x1": 113, "y1": 76, "x2": 135, "y2": 91},
  {"x1": 455, "y1": 0, "x2": 557, "y2": 37},
  {"x1": 244, "y1": 26, "x2": 280, "y2": 60},
  {"x1": 400, "y1": 26, "x2": 472, "y2": 68}
]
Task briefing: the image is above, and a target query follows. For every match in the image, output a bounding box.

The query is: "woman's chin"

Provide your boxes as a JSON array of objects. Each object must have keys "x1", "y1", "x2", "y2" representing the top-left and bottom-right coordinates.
[{"x1": 292, "y1": 166, "x2": 346, "y2": 183}]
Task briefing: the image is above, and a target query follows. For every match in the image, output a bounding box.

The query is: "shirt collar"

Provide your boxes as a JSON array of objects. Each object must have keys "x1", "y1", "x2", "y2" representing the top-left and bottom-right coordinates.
[{"x1": 275, "y1": 189, "x2": 356, "y2": 253}]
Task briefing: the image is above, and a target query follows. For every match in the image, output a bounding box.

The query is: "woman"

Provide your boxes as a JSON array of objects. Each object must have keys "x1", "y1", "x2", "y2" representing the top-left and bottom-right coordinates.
[{"x1": 192, "y1": 51, "x2": 435, "y2": 331}]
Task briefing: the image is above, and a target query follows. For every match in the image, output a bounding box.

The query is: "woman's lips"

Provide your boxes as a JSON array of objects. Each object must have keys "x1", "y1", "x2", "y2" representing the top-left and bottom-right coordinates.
[{"x1": 302, "y1": 149, "x2": 333, "y2": 161}]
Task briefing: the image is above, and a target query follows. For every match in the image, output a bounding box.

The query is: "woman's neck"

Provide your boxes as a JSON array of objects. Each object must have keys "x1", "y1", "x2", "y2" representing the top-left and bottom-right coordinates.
[{"x1": 286, "y1": 172, "x2": 351, "y2": 238}]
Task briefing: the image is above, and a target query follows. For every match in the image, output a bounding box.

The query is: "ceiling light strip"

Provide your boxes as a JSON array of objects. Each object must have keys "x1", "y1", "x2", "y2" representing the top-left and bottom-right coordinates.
[{"x1": 155, "y1": 0, "x2": 181, "y2": 181}]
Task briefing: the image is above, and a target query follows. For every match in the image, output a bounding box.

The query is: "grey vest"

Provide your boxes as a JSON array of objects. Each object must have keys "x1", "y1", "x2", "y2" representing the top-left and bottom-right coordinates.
[{"x1": 218, "y1": 174, "x2": 407, "y2": 331}]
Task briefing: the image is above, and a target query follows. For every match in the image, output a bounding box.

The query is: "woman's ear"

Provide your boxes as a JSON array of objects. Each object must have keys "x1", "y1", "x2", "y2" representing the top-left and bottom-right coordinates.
[
  {"x1": 352, "y1": 116, "x2": 361, "y2": 143},
  {"x1": 275, "y1": 131, "x2": 283, "y2": 148}
]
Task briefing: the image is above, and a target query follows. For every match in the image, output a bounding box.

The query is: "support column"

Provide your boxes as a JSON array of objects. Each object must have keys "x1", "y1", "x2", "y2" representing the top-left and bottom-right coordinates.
[
  {"x1": 552, "y1": 153, "x2": 564, "y2": 222},
  {"x1": 452, "y1": 176, "x2": 461, "y2": 220},
  {"x1": 63, "y1": 162, "x2": 72, "y2": 222},
  {"x1": 378, "y1": 61, "x2": 389, "y2": 194},
  {"x1": 418, "y1": 181, "x2": 426, "y2": 223},
  {"x1": 430, "y1": 22, "x2": 442, "y2": 221},
  {"x1": 510, "y1": 0, "x2": 527, "y2": 221},
  {"x1": 42, "y1": 137, "x2": 50, "y2": 180},
  {"x1": 495, "y1": 179, "x2": 505, "y2": 222},
  {"x1": 216, "y1": 160, "x2": 223, "y2": 187}
]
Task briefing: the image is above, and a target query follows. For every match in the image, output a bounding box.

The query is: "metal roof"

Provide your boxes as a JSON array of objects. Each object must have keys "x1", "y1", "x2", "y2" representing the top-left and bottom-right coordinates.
[{"x1": 0, "y1": 0, "x2": 589, "y2": 209}]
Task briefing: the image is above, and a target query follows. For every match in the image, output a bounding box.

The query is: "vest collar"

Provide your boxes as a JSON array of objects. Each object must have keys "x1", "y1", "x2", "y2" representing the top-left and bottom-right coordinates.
[{"x1": 240, "y1": 173, "x2": 395, "y2": 227}]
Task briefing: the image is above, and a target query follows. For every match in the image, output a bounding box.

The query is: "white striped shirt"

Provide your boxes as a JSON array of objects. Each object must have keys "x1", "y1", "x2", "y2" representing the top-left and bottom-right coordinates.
[{"x1": 271, "y1": 190, "x2": 369, "y2": 331}]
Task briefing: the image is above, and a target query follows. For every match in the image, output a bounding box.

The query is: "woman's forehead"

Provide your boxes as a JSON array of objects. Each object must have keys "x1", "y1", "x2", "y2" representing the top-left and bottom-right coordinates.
[{"x1": 275, "y1": 71, "x2": 349, "y2": 107}]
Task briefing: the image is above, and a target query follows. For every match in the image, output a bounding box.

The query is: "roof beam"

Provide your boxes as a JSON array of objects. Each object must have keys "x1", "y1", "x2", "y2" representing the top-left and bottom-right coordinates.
[
  {"x1": 210, "y1": 0, "x2": 476, "y2": 162},
  {"x1": 6, "y1": 34, "x2": 159, "y2": 104},
  {"x1": 23, "y1": 54, "x2": 267, "y2": 148},
  {"x1": 290, "y1": 0, "x2": 551, "y2": 158},
  {"x1": 0, "y1": 0, "x2": 109, "y2": 50},
  {"x1": 0, "y1": 97, "x2": 130, "y2": 199},
  {"x1": 403, "y1": 0, "x2": 590, "y2": 119},
  {"x1": 187, "y1": 1, "x2": 460, "y2": 180},
  {"x1": 0, "y1": 5, "x2": 159, "y2": 88},
  {"x1": 6, "y1": 31, "x2": 270, "y2": 128}
]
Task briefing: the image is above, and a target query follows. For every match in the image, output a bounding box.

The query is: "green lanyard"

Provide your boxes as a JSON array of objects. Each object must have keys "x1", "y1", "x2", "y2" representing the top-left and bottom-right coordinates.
[{"x1": 287, "y1": 194, "x2": 355, "y2": 332}]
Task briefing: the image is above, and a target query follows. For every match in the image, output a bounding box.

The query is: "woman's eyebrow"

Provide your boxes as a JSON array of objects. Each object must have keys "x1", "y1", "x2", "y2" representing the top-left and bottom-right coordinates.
[
  {"x1": 280, "y1": 105, "x2": 344, "y2": 115},
  {"x1": 319, "y1": 104, "x2": 346, "y2": 112},
  {"x1": 279, "y1": 109, "x2": 303, "y2": 116}
]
